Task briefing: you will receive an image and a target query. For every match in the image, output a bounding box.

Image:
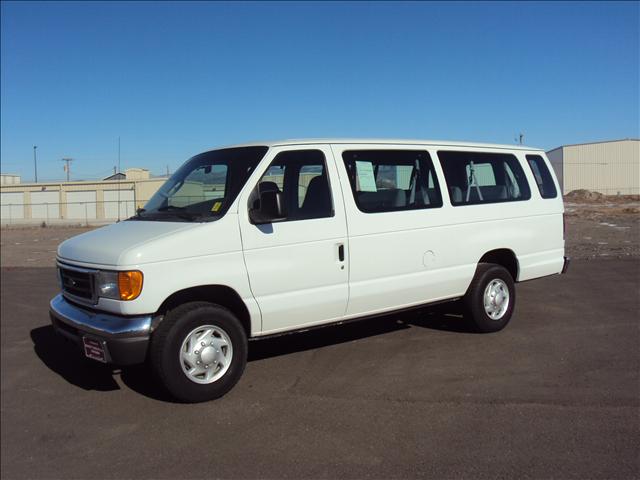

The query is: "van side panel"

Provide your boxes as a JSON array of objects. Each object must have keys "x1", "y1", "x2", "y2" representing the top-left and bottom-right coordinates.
[{"x1": 332, "y1": 144, "x2": 565, "y2": 320}]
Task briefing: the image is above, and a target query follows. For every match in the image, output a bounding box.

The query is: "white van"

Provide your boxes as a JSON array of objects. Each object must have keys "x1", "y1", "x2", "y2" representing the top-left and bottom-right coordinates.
[{"x1": 50, "y1": 139, "x2": 569, "y2": 402}]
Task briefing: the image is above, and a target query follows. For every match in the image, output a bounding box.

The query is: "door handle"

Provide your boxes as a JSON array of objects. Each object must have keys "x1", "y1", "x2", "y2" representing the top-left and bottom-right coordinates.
[{"x1": 338, "y1": 243, "x2": 345, "y2": 262}]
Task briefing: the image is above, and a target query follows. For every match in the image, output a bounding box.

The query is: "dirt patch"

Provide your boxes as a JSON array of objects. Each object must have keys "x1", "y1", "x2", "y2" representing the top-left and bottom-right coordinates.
[
  {"x1": 565, "y1": 189, "x2": 639, "y2": 203},
  {"x1": 564, "y1": 191, "x2": 639, "y2": 260},
  {"x1": 565, "y1": 189, "x2": 607, "y2": 201}
]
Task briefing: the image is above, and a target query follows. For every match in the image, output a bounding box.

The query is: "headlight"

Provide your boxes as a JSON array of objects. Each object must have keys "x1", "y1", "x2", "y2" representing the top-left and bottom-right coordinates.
[{"x1": 96, "y1": 270, "x2": 143, "y2": 301}]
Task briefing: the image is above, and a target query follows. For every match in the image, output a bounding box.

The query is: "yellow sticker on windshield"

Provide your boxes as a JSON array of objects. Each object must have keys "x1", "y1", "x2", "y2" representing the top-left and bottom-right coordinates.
[{"x1": 211, "y1": 201, "x2": 222, "y2": 212}]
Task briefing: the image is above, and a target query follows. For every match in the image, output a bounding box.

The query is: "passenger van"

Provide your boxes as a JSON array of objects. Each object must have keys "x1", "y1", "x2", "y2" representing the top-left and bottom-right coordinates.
[{"x1": 50, "y1": 139, "x2": 569, "y2": 402}]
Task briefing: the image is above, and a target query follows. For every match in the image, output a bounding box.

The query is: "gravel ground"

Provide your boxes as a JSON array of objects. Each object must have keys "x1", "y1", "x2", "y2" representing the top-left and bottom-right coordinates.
[
  {"x1": 1, "y1": 226, "x2": 92, "y2": 268},
  {"x1": 564, "y1": 201, "x2": 639, "y2": 259}
]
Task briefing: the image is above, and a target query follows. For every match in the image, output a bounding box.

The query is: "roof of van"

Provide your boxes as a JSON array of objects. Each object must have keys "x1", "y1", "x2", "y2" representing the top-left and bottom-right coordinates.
[{"x1": 214, "y1": 138, "x2": 543, "y2": 152}]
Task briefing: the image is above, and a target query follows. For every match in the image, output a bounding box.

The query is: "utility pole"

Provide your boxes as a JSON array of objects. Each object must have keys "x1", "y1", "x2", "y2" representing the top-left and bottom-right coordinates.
[
  {"x1": 118, "y1": 136, "x2": 121, "y2": 175},
  {"x1": 61, "y1": 158, "x2": 73, "y2": 182},
  {"x1": 117, "y1": 137, "x2": 121, "y2": 221},
  {"x1": 515, "y1": 133, "x2": 524, "y2": 145},
  {"x1": 33, "y1": 146, "x2": 38, "y2": 183}
]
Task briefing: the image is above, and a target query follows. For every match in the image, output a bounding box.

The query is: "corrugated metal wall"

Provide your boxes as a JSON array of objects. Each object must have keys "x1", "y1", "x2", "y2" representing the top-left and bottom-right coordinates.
[{"x1": 554, "y1": 140, "x2": 639, "y2": 195}]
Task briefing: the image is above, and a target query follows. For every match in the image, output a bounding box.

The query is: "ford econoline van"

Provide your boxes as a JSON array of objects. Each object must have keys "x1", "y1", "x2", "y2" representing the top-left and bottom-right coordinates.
[{"x1": 50, "y1": 139, "x2": 569, "y2": 402}]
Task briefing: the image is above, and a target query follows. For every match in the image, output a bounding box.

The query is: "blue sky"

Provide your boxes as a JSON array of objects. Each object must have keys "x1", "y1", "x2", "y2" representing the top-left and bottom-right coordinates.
[{"x1": 1, "y1": 1, "x2": 638, "y2": 181}]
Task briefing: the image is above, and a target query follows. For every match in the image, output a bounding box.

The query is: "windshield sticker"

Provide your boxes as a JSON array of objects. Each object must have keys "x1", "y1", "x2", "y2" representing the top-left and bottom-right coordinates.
[
  {"x1": 211, "y1": 201, "x2": 222, "y2": 212},
  {"x1": 356, "y1": 161, "x2": 377, "y2": 192}
]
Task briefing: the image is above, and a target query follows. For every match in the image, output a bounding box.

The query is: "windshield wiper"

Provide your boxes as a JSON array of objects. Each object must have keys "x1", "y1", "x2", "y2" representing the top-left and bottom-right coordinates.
[{"x1": 156, "y1": 206, "x2": 203, "y2": 221}]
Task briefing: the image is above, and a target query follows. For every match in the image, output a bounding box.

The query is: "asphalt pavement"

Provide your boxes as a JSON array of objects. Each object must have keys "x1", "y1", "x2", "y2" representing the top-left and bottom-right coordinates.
[{"x1": 1, "y1": 260, "x2": 639, "y2": 479}]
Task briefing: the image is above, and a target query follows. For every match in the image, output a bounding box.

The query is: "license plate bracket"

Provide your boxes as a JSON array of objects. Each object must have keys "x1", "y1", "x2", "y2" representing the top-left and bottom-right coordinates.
[{"x1": 82, "y1": 336, "x2": 107, "y2": 363}]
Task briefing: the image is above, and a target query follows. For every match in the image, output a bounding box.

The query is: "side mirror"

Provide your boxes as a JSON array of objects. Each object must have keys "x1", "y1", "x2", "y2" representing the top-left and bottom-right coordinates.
[{"x1": 249, "y1": 189, "x2": 286, "y2": 224}]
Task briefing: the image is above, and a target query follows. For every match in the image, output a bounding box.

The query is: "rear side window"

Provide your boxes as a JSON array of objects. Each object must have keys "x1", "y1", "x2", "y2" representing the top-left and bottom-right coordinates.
[
  {"x1": 437, "y1": 151, "x2": 531, "y2": 206},
  {"x1": 526, "y1": 155, "x2": 558, "y2": 199},
  {"x1": 342, "y1": 150, "x2": 443, "y2": 213}
]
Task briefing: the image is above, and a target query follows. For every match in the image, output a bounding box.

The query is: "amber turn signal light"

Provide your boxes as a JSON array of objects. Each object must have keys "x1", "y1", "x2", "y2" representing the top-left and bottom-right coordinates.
[{"x1": 118, "y1": 271, "x2": 143, "y2": 300}]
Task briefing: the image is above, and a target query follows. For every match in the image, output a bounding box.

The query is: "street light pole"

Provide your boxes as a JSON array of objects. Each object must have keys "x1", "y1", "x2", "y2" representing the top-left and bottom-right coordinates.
[{"x1": 33, "y1": 146, "x2": 38, "y2": 183}]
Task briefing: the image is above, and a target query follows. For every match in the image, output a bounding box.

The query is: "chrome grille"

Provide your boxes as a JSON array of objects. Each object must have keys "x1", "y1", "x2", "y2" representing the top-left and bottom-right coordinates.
[{"x1": 59, "y1": 265, "x2": 95, "y2": 302}]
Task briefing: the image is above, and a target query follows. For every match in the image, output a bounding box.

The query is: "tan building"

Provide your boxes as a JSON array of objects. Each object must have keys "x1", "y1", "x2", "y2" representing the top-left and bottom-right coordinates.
[
  {"x1": 0, "y1": 168, "x2": 167, "y2": 225},
  {"x1": 0, "y1": 174, "x2": 21, "y2": 185},
  {"x1": 547, "y1": 139, "x2": 639, "y2": 195}
]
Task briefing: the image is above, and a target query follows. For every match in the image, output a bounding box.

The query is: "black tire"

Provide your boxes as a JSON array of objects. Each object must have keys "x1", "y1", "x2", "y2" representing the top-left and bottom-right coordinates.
[
  {"x1": 149, "y1": 301, "x2": 247, "y2": 403},
  {"x1": 463, "y1": 263, "x2": 515, "y2": 333}
]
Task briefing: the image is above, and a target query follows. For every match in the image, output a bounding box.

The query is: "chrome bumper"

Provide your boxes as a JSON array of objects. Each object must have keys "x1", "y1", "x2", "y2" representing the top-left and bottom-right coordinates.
[
  {"x1": 50, "y1": 294, "x2": 152, "y2": 337},
  {"x1": 49, "y1": 294, "x2": 154, "y2": 365}
]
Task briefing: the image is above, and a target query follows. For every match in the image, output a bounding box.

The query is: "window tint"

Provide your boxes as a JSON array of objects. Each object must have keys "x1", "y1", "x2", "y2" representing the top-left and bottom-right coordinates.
[
  {"x1": 526, "y1": 155, "x2": 558, "y2": 199},
  {"x1": 342, "y1": 150, "x2": 443, "y2": 213},
  {"x1": 437, "y1": 151, "x2": 531, "y2": 206},
  {"x1": 253, "y1": 150, "x2": 333, "y2": 221}
]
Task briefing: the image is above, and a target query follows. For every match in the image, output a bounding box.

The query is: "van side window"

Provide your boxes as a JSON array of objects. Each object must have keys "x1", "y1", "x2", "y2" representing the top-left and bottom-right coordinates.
[
  {"x1": 342, "y1": 150, "x2": 443, "y2": 213},
  {"x1": 526, "y1": 155, "x2": 558, "y2": 199},
  {"x1": 437, "y1": 151, "x2": 531, "y2": 206},
  {"x1": 253, "y1": 150, "x2": 333, "y2": 221}
]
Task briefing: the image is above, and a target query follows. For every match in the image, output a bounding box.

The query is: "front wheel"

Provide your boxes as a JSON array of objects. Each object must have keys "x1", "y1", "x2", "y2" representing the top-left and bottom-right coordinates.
[
  {"x1": 463, "y1": 263, "x2": 515, "y2": 333},
  {"x1": 149, "y1": 302, "x2": 248, "y2": 402}
]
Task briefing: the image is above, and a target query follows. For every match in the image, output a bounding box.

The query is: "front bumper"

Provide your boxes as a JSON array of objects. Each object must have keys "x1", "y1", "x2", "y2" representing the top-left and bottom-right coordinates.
[{"x1": 49, "y1": 294, "x2": 153, "y2": 365}]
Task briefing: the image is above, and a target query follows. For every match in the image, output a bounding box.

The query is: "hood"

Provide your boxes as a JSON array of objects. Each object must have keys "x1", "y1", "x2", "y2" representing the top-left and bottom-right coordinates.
[{"x1": 57, "y1": 220, "x2": 200, "y2": 266}]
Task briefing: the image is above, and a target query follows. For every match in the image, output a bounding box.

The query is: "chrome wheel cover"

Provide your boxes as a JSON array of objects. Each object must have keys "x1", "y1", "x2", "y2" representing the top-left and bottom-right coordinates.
[
  {"x1": 179, "y1": 325, "x2": 233, "y2": 384},
  {"x1": 483, "y1": 279, "x2": 510, "y2": 320}
]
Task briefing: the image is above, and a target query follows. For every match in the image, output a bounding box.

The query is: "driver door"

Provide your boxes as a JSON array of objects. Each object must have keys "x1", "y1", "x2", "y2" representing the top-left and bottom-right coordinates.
[{"x1": 238, "y1": 145, "x2": 349, "y2": 335}]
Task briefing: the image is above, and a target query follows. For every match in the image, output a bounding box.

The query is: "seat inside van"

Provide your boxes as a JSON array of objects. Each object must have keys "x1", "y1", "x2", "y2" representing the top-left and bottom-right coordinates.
[
  {"x1": 357, "y1": 188, "x2": 439, "y2": 211},
  {"x1": 449, "y1": 185, "x2": 509, "y2": 204}
]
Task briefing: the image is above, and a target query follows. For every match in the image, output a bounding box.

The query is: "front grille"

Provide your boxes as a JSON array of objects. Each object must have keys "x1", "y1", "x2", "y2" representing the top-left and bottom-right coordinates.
[{"x1": 59, "y1": 266, "x2": 95, "y2": 302}]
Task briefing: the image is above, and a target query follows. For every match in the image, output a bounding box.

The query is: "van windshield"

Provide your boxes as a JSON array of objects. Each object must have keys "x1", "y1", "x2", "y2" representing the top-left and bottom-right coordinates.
[{"x1": 133, "y1": 146, "x2": 268, "y2": 222}]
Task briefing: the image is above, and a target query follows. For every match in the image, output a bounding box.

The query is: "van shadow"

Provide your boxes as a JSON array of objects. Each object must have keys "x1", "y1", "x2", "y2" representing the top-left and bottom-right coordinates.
[
  {"x1": 30, "y1": 326, "x2": 175, "y2": 402},
  {"x1": 31, "y1": 301, "x2": 474, "y2": 402},
  {"x1": 248, "y1": 300, "x2": 476, "y2": 361},
  {"x1": 30, "y1": 326, "x2": 120, "y2": 392}
]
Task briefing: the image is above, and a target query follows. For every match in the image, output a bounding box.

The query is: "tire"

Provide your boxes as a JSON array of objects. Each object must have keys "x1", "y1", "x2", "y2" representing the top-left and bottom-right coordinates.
[
  {"x1": 149, "y1": 301, "x2": 247, "y2": 403},
  {"x1": 463, "y1": 263, "x2": 515, "y2": 333}
]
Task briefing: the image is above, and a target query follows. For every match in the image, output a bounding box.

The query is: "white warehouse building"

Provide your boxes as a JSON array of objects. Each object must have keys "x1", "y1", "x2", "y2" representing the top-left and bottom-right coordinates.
[{"x1": 547, "y1": 138, "x2": 639, "y2": 195}]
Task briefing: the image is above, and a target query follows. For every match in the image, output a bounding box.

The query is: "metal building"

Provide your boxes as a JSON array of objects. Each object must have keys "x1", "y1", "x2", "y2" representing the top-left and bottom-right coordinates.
[{"x1": 547, "y1": 138, "x2": 639, "y2": 195}]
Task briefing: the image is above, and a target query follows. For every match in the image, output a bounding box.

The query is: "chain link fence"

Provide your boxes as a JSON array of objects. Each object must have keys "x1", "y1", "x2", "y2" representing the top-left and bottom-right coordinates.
[{"x1": 1, "y1": 199, "x2": 151, "y2": 226}]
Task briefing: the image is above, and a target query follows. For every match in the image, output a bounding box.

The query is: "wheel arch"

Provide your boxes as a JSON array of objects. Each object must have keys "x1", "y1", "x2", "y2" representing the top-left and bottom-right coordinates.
[
  {"x1": 156, "y1": 285, "x2": 252, "y2": 337},
  {"x1": 477, "y1": 248, "x2": 519, "y2": 282}
]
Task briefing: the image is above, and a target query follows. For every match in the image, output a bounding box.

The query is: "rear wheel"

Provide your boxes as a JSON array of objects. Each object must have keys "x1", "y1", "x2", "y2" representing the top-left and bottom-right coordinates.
[
  {"x1": 463, "y1": 263, "x2": 515, "y2": 333},
  {"x1": 149, "y1": 301, "x2": 247, "y2": 402}
]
